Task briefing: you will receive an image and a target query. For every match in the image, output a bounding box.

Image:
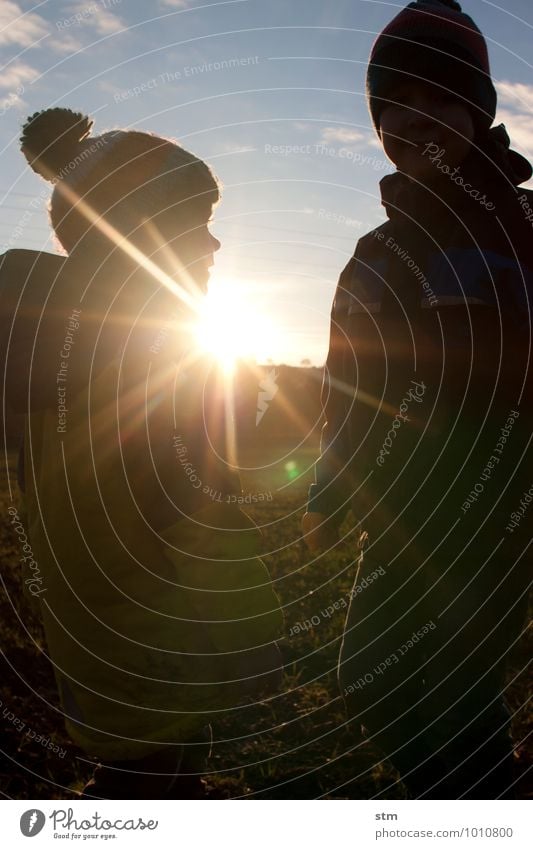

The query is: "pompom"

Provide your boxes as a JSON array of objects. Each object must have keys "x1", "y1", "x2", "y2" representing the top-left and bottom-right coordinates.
[{"x1": 20, "y1": 108, "x2": 93, "y2": 182}]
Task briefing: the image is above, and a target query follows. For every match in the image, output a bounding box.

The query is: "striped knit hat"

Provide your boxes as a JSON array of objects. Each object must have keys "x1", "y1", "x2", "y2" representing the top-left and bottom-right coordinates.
[{"x1": 367, "y1": 0, "x2": 497, "y2": 136}]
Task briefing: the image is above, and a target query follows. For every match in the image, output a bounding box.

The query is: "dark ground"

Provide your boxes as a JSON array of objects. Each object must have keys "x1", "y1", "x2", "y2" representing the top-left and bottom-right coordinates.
[{"x1": 0, "y1": 432, "x2": 531, "y2": 800}]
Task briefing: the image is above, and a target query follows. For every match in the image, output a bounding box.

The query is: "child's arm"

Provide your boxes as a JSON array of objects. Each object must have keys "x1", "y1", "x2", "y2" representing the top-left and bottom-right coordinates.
[
  {"x1": 0, "y1": 250, "x2": 34, "y2": 414},
  {"x1": 303, "y1": 255, "x2": 359, "y2": 550},
  {"x1": 0, "y1": 250, "x2": 68, "y2": 414}
]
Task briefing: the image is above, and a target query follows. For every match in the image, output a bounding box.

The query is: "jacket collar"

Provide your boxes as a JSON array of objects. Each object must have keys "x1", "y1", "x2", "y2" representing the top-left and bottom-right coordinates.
[{"x1": 379, "y1": 124, "x2": 532, "y2": 223}]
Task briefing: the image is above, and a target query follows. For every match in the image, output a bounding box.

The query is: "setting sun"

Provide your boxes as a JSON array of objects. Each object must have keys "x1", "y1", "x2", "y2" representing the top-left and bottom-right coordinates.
[{"x1": 194, "y1": 276, "x2": 278, "y2": 371}]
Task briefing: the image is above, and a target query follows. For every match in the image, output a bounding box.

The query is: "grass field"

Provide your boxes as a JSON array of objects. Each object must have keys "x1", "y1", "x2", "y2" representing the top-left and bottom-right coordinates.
[{"x1": 0, "y1": 442, "x2": 531, "y2": 800}]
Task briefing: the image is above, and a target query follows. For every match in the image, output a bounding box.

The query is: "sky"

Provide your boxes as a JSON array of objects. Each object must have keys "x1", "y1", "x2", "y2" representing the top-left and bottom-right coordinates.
[{"x1": 1, "y1": 0, "x2": 533, "y2": 365}]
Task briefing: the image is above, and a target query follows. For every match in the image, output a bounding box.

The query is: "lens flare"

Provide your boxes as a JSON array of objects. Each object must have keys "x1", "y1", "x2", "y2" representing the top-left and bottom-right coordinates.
[
  {"x1": 284, "y1": 460, "x2": 299, "y2": 481},
  {"x1": 194, "y1": 276, "x2": 277, "y2": 373}
]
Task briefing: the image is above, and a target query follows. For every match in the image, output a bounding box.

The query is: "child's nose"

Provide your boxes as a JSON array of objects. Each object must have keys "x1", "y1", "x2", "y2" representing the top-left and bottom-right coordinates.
[
  {"x1": 210, "y1": 234, "x2": 221, "y2": 253},
  {"x1": 406, "y1": 102, "x2": 440, "y2": 129}
]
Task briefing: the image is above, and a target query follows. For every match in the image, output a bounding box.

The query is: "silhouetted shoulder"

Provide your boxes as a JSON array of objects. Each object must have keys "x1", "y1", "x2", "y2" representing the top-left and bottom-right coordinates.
[
  {"x1": 0, "y1": 249, "x2": 67, "y2": 309},
  {"x1": 353, "y1": 221, "x2": 394, "y2": 260}
]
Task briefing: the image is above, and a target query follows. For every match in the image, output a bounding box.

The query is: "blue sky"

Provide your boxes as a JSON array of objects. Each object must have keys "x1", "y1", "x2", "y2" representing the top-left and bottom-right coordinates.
[{"x1": 1, "y1": 0, "x2": 532, "y2": 364}]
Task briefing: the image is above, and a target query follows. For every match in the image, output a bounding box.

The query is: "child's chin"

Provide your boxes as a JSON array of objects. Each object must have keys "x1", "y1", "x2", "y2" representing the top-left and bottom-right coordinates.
[
  {"x1": 196, "y1": 272, "x2": 210, "y2": 294},
  {"x1": 188, "y1": 265, "x2": 210, "y2": 292},
  {"x1": 401, "y1": 160, "x2": 443, "y2": 185}
]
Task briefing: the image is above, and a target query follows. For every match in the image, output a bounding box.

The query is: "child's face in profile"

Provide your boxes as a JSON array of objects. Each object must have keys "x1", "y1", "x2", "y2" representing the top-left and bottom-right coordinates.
[
  {"x1": 158, "y1": 199, "x2": 221, "y2": 294},
  {"x1": 379, "y1": 79, "x2": 475, "y2": 183},
  {"x1": 183, "y1": 207, "x2": 221, "y2": 294}
]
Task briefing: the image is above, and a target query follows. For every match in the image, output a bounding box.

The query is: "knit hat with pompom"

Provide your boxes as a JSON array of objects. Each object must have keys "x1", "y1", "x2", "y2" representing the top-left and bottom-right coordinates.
[
  {"x1": 20, "y1": 108, "x2": 219, "y2": 253},
  {"x1": 367, "y1": 0, "x2": 497, "y2": 136}
]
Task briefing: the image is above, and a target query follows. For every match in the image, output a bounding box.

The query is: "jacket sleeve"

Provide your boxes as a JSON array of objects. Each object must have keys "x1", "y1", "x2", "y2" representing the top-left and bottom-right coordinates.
[
  {"x1": 0, "y1": 250, "x2": 67, "y2": 414},
  {"x1": 307, "y1": 253, "x2": 358, "y2": 526},
  {"x1": 0, "y1": 251, "x2": 28, "y2": 413}
]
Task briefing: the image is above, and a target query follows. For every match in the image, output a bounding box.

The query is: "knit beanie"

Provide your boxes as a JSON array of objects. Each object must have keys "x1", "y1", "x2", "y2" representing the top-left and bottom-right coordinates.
[
  {"x1": 367, "y1": 0, "x2": 497, "y2": 136},
  {"x1": 20, "y1": 108, "x2": 219, "y2": 254}
]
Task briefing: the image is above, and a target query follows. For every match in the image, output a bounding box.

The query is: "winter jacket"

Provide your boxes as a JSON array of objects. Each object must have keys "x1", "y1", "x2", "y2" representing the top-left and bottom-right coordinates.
[
  {"x1": 308, "y1": 127, "x2": 533, "y2": 552},
  {"x1": 0, "y1": 248, "x2": 283, "y2": 760}
]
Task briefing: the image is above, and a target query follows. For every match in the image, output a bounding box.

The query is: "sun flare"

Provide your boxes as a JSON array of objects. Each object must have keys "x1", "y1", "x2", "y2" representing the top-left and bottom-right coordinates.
[{"x1": 194, "y1": 276, "x2": 277, "y2": 372}]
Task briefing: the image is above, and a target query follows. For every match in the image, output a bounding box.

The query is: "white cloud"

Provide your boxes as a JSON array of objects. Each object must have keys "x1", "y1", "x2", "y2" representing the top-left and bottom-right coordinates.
[
  {"x1": 98, "y1": 79, "x2": 123, "y2": 95},
  {"x1": 292, "y1": 121, "x2": 312, "y2": 133},
  {"x1": 63, "y1": 1, "x2": 123, "y2": 35},
  {"x1": 0, "y1": 0, "x2": 110, "y2": 55},
  {"x1": 494, "y1": 81, "x2": 533, "y2": 165},
  {"x1": 496, "y1": 80, "x2": 533, "y2": 114},
  {"x1": 0, "y1": 61, "x2": 38, "y2": 91},
  {"x1": 0, "y1": 1, "x2": 48, "y2": 47},
  {"x1": 495, "y1": 108, "x2": 533, "y2": 157},
  {"x1": 222, "y1": 144, "x2": 256, "y2": 154},
  {"x1": 91, "y1": 9, "x2": 123, "y2": 35},
  {"x1": 47, "y1": 33, "x2": 83, "y2": 55},
  {"x1": 320, "y1": 127, "x2": 365, "y2": 145},
  {"x1": 367, "y1": 135, "x2": 385, "y2": 149},
  {"x1": 493, "y1": 81, "x2": 533, "y2": 186}
]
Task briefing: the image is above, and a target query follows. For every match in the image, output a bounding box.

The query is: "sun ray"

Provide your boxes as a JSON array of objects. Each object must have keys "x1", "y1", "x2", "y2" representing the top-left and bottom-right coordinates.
[
  {"x1": 193, "y1": 275, "x2": 280, "y2": 373},
  {"x1": 53, "y1": 179, "x2": 204, "y2": 313}
]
